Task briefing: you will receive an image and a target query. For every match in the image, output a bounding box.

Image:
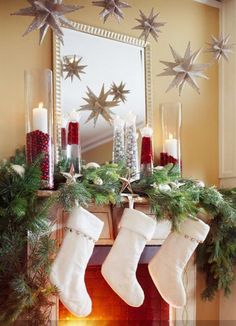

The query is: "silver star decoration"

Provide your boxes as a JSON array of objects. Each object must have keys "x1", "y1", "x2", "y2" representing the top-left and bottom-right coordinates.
[
  {"x1": 11, "y1": 0, "x2": 83, "y2": 45},
  {"x1": 62, "y1": 55, "x2": 87, "y2": 81},
  {"x1": 92, "y1": 0, "x2": 131, "y2": 23},
  {"x1": 133, "y1": 8, "x2": 166, "y2": 43},
  {"x1": 119, "y1": 169, "x2": 133, "y2": 194},
  {"x1": 158, "y1": 42, "x2": 209, "y2": 95},
  {"x1": 110, "y1": 81, "x2": 130, "y2": 103},
  {"x1": 61, "y1": 164, "x2": 82, "y2": 185},
  {"x1": 79, "y1": 85, "x2": 119, "y2": 127},
  {"x1": 206, "y1": 35, "x2": 235, "y2": 62}
]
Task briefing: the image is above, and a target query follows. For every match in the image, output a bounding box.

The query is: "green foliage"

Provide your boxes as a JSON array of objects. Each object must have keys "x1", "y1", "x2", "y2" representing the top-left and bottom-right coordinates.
[
  {"x1": 58, "y1": 182, "x2": 91, "y2": 211},
  {"x1": 196, "y1": 188, "x2": 236, "y2": 300},
  {"x1": 82, "y1": 163, "x2": 124, "y2": 206},
  {"x1": 0, "y1": 150, "x2": 58, "y2": 325}
]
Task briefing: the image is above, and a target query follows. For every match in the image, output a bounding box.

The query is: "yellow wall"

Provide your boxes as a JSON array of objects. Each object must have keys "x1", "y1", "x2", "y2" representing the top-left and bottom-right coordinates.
[{"x1": 0, "y1": 0, "x2": 219, "y2": 321}]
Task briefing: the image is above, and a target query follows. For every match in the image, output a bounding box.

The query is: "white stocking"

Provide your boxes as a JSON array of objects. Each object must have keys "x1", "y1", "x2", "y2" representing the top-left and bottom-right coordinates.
[
  {"x1": 101, "y1": 208, "x2": 156, "y2": 307},
  {"x1": 50, "y1": 206, "x2": 104, "y2": 317},
  {"x1": 148, "y1": 217, "x2": 210, "y2": 308}
]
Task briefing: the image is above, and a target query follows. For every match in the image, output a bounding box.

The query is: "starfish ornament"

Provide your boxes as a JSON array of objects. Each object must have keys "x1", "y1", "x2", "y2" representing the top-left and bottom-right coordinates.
[
  {"x1": 133, "y1": 8, "x2": 166, "y2": 43},
  {"x1": 11, "y1": 0, "x2": 83, "y2": 45},
  {"x1": 79, "y1": 85, "x2": 119, "y2": 127},
  {"x1": 62, "y1": 55, "x2": 87, "y2": 81},
  {"x1": 61, "y1": 164, "x2": 82, "y2": 185},
  {"x1": 158, "y1": 42, "x2": 209, "y2": 95},
  {"x1": 206, "y1": 35, "x2": 235, "y2": 62},
  {"x1": 92, "y1": 0, "x2": 131, "y2": 23},
  {"x1": 110, "y1": 81, "x2": 130, "y2": 103}
]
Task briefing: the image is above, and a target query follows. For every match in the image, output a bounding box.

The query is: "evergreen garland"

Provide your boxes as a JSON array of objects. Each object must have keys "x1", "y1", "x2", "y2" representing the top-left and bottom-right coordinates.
[
  {"x1": 0, "y1": 151, "x2": 58, "y2": 325},
  {"x1": 1, "y1": 150, "x2": 236, "y2": 324}
]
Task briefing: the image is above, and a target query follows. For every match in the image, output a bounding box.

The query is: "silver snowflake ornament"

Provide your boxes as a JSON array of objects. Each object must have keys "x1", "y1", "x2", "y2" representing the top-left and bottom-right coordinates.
[
  {"x1": 158, "y1": 42, "x2": 209, "y2": 95},
  {"x1": 11, "y1": 0, "x2": 83, "y2": 45},
  {"x1": 206, "y1": 35, "x2": 235, "y2": 62},
  {"x1": 92, "y1": 0, "x2": 131, "y2": 23},
  {"x1": 79, "y1": 85, "x2": 119, "y2": 127},
  {"x1": 133, "y1": 8, "x2": 166, "y2": 43},
  {"x1": 62, "y1": 55, "x2": 87, "y2": 82}
]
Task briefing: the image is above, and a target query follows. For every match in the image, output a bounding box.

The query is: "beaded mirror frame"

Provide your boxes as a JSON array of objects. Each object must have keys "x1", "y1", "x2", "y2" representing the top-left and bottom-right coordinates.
[{"x1": 53, "y1": 21, "x2": 153, "y2": 162}]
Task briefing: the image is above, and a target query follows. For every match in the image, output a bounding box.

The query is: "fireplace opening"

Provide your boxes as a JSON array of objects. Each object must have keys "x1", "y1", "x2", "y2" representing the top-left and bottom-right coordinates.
[{"x1": 59, "y1": 264, "x2": 169, "y2": 324}]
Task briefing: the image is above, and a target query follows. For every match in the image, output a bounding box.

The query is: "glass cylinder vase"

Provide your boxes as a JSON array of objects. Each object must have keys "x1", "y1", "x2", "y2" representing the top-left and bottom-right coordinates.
[
  {"x1": 140, "y1": 125, "x2": 153, "y2": 177},
  {"x1": 125, "y1": 112, "x2": 139, "y2": 180},
  {"x1": 66, "y1": 111, "x2": 81, "y2": 173},
  {"x1": 25, "y1": 69, "x2": 54, "y2": 189},
  {"x1": 112, "y1": 115, "x2": 125, "y2": 164},
  {"x1": 61, "y1": 116, "x2": 68, "y2": 160},
  {"x1": 160, "y1": 102, "x2": 182, "y2": 170}
]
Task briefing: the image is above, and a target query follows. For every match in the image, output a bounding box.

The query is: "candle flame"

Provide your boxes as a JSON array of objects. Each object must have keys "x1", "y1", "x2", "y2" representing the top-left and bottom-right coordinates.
[
  {"x1": 38, "y1": 102, "x2": 44, "y2": 109},
  {"x1": 169, "y1": 133, "x2": 173, "y2": 139}
]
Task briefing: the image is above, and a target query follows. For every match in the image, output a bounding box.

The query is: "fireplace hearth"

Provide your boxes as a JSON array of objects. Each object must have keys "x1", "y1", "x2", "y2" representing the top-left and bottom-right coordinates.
[{"x1": 59, "y1": 264, "x2": 169, "y2": 324}]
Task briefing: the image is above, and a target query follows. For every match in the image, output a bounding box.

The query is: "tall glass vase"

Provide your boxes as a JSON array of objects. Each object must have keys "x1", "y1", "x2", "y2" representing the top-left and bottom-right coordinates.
[
  {"x1": 66, "y1": 111, "x2": 81, "y2": 173},
  {"x1": 25, "y1": 69, "x2": 54, "y2": 189},
  {"x1": 125, "y1": 112, "x2": 139, "y2": 180},
  {"x1": 160, "y1": 102, "x2": 182, "y2": 170},
  {"x1": 140, "y1": 125, "x2": 153, "y2": 177},
  {"x1": 112, "y1": 115, "x2": 125, "y2": 164}
]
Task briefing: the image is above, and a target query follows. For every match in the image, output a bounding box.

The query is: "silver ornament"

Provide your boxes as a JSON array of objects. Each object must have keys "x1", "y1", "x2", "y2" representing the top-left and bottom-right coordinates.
[
  {"x1": 133, "y1": 8, "x2": 166, "y2": 43},
  {"x1": 11, "y1": 0, "x2": 83, "y2": 45},
  {"x1": 158, "y1": 42, "x2": 210, "y2": 95},
  {"x1": 206, "y1": 35, "x2": 235, "y2": 62}
]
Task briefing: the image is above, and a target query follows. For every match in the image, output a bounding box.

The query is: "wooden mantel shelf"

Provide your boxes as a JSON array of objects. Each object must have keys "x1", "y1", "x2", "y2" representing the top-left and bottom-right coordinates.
[
  {"x1": 41, "y1": 188, "x2": 171, "y2": 247},
  {"x1": 37, "y1": 190, "x2": 150, "y2": 204}
]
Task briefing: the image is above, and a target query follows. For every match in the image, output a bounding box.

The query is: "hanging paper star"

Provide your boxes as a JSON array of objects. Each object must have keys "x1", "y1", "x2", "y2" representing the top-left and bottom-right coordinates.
[
  {"x1": 62, "y1": 55, "x2": 87, "y2": 81},
  {"x1": 133, "y1": 8, "x2": 166, "y2": 43},
  {"x1": 158, "y1": 42, "x2": 209, "y2": 95},
  {"x1": 79, "y1": 85, "x2": 119, "y2": 127},
  {"x1": 11, "y1": 0, "x2": 83, "y2": 45},
  {"x1": 92, "y1": 0, "x2": 131, "y2": 23},
  {"x1": 206, "y1": 35, "x2": 235, "y2": 62},
  {"x1": 61, "y1": 164, "x2": 82, "y2": 185},
  {"x1": 110, "y1": 81, "x2": 130, "y2": 103}
]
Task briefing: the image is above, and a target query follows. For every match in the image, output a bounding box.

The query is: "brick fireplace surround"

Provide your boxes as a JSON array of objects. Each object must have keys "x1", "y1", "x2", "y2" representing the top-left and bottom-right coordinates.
[{"x1": 48, "y1": 197, "x2": 197, "y2": 325}]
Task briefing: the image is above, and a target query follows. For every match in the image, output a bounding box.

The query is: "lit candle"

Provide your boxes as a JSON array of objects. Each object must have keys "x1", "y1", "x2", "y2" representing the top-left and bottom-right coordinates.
[
  {"x1": 164, "y1": 133, "x2": 178, "y2": 159},
  {"x1": 33, "y1": 102, "x2": 48, "y2": 134}
]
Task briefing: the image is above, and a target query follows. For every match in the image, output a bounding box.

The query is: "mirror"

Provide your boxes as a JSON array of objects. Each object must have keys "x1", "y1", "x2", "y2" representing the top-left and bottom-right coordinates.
[{"x1": 54, "y1": 22, "x2": 152, "y2": 163}]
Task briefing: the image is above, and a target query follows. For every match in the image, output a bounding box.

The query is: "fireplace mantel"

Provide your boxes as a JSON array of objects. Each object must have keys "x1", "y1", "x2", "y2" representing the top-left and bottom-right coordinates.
[{"x1": 44, "y1": 193, "x2": 197, "y2": 325}]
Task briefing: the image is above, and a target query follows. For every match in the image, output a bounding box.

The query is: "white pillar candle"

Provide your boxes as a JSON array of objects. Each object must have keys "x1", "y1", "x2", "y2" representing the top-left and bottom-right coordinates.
[
  {"x1": 33, "y1": 102, "x2": 48, "y2": 133},
  {"x1": 164, "y1": 134, "x2": 178, "y2": 159}
]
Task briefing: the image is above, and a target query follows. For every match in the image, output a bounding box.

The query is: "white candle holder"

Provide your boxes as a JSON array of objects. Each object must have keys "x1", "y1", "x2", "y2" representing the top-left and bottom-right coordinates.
[
  {"x1": 25, "y1": 69, "x2": 54, "y2": 189},
  {"x1": 160, "y1": 102, "x2": 182, "y2": 169}
]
